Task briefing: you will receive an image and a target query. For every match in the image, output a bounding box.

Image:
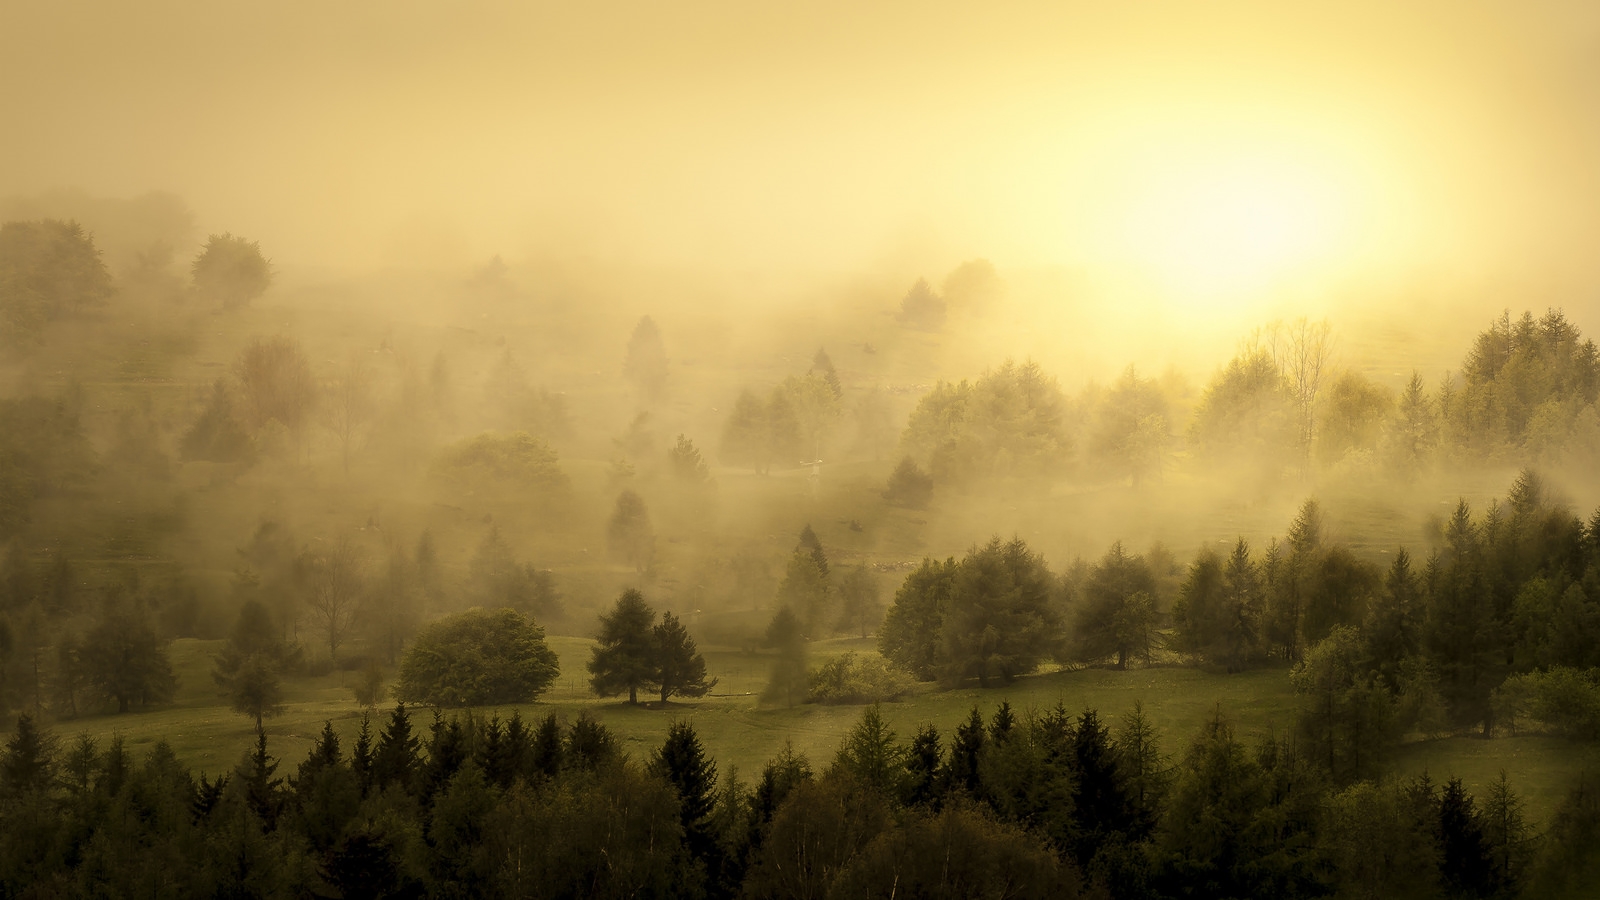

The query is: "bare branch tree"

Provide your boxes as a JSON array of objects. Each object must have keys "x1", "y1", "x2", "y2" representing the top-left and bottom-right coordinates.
[
  {"x1": 322, "y1": 357, "x2": 374, "y2": 476},
  {"x1": 298, "y1": 534, "x2": 366, "y2": 661},
  {"x1": 1268, "y1": 318, "x2": 1335, "y2": 472}
]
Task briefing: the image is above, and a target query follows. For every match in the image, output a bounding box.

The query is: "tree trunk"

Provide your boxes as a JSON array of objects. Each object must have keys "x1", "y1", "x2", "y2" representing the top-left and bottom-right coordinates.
[{"x1": 629, "y1": 685, "x2": 637, "y2": 704}]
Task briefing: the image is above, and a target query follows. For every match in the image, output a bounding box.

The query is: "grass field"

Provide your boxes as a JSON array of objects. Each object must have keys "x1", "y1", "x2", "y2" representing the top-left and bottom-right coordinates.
[{"x1": 32, "y1": 634, "x2": 1596, "y2": 828}]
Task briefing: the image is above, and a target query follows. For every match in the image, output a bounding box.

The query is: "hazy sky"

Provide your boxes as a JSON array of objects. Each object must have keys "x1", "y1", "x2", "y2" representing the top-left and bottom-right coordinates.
[{"x1": 4, "y1": 1, "x2": 1599, "y2": 311}]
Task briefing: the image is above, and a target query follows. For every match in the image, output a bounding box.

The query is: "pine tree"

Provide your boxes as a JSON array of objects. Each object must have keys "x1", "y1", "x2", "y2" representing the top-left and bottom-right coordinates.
[
  {"x1": 945, "y1": 706, "x2": 987, "y2": 796},
  {"x1": 475, "y1": 715, "x2": 512, "y2": 789},
  {"x1": 351, "y1": 713, "x2": 375, "y2": 797},
  {"x1": 882, "y1": 455, "x2": 934, "y2": 508},
  {"x1": 565, "y1": 711, "x2": 617, "y2": 770},
  {"x1": 530, "y1": 712, "x2": 563, "y2": 779},
  {"x1": 422, "y1": 712, "x2": 468, "y2": 802},
  {"x1": 0, "y1": 713, "x2": 57, "y2": 800},
  {"x1": 904, "y1": 724, "x2": 944, "y2": 807},
  {"x1": 1070, "y1": 708, "x2": 1138, "y2": 867},
  {"x1": 653, "y1": 611, "x2": 716, "y2": 703},
  {"x1": 373, "y1": 703, "x2": 420, "y2": 794},
  {"x1": 235, "y1": 728, "x2": 283, "y2": 830},
  {"x1": 668, "y1": 434, "x2": 711, "y2": 484},
  {"x1": 761, "y1": 606, "x2": 808, "y2": 708},
  {"x1": 588, "y1": 588, "x2": 658, "y2": 704},
  {"x1": 648, "y1": 722, "x2": 721, "y2": 872},
  {"x1": 623, "y1": 315, "x2": 669, "y2": 403},
  {"x1": 832, "y1": 704, "x2": 904, "y2": 795},
  {"x1": 1438, "y1": 777, "x2": 1497, "y2": 898}
]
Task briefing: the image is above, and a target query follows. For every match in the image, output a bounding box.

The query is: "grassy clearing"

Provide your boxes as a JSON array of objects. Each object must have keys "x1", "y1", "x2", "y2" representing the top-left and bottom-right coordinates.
[{"x1": 30, "y1": 635, "x2": 1591, "y2": 825}]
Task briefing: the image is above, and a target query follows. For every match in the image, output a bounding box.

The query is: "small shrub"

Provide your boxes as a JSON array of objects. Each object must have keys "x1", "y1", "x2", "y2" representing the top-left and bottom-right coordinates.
[
  {"x1": 808, "y1": 651, "x2": 913, "y2": 705},
  {"x1": 882, "y1": 456, "x2": 933, "y2": 509}
]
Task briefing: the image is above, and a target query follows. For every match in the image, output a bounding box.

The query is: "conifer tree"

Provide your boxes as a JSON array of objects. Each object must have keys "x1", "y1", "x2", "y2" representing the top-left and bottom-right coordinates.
[
  {"x1": 762, "y1": 606, "x2": 808, "y2": 708},
  {"x1": 373, "y1": 703, "x2": 421, "y2": 794},
  {"x1": 589, "y1": 589, "x2": 658, "y2": 704},
  {"x1": 653, "y1": 611, "x2": 716, "y2": 703},
  {"x1": 649, "y1": 722, "x2": 721, "y2": 873}
]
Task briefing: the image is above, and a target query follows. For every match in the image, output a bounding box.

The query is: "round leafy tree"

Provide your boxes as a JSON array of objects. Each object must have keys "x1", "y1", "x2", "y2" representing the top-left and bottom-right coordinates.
[
  {"x1": 396, "y1": 608, "x2": 559, "y2": 707},
  {"x1": 192, "y1": 233, "x2": 273, "y2": 307}
]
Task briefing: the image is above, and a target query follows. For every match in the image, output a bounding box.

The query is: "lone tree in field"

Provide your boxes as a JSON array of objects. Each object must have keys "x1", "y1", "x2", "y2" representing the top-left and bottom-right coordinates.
[
  {"x1": 397, "y1": 608, "x2": 559, "y2": 707},
  {"x1": 653, "y1": 611, "x2": 716, "y2": 704},
  {"x1": 589, "y1": 589, "x2": 658, "y2": 704},
  {"x1": 213, "y1": 599, "x2": 301, "y2": 733},
  {"x1": 192, "y1": 232, "x2": 272, "y2": 308},
  {"x1": 80, "y1": 604, "x2": 177, "y2": 714}
]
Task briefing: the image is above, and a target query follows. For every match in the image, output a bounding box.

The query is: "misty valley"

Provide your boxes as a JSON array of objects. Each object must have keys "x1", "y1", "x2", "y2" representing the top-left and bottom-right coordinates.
[{"x1": 2, "y1": 191, "x2": 1600, "y2": 898}]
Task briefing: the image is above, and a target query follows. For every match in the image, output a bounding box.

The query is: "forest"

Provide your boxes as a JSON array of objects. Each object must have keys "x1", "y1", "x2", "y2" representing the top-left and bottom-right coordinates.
[{"x1": 2, "y1": 187, "x2": 1600, "y2": 897}]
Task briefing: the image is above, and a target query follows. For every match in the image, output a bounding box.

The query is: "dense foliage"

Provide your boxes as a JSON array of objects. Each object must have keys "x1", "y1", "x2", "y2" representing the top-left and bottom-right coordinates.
[
  {"x1": 395, "y1": 608, "x2": 559, "y2": 707},
  {"x1": 1, "y1": 701, "x2": 1589, "y2": 898},
  {"x1": 190, "y1": 232, "x2": 272, "y2": 307}
]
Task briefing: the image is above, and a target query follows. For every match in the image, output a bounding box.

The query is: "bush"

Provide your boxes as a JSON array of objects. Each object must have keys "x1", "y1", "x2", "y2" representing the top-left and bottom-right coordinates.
[
  {"x1": 808, "y1": 652, "x2": 913, "y2": 705},
  {"x1": 191, "y1": 233, "x2": 272, "y2": 307},
  {"x1": 1494, "y1": 667, "x2": 1600, "y2": 739},
  {"x1": 396, "y1": 608, "x2": 560, "y2": 707},
  {"x1": 431, "y1": 431, "x2": 569, "y2": 496},
  {"x1": 882, "y1": 456, "x2": 933, "y2": 509}
]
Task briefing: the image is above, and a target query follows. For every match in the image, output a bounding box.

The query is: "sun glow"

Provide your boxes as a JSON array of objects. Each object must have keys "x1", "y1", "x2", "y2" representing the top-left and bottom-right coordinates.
[{"x1": 1104, "y1": 151, "x2": 1356, "y2": 298}]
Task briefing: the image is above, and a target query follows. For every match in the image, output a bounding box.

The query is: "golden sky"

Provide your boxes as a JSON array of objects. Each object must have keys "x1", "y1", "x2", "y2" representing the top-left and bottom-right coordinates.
[{"x1": 3, "y1": 1, "x2": 1598, "y2": 308}]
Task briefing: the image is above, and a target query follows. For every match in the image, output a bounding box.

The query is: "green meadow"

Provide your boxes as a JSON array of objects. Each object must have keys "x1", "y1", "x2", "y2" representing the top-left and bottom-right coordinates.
[{"x1": 49, "y1": 633, "x2": 1596, "y2": 828}]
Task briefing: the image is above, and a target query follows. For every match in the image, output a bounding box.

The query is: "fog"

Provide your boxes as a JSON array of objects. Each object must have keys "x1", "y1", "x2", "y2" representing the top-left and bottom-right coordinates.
[{"x1": 5, "y1": 2, "x2": 1600, "y2": 671}]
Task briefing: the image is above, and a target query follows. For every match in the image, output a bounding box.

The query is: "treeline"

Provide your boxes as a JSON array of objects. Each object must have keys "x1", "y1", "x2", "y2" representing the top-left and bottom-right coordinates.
[
  {"x1": 4, "y1": 701, "x2": 1597, "y2": 898},
  {"x1": 877, "y1": 309, "x2": 1600, "y2": 503},
  {"x1": 869, "y1": 469, "x2": 1600, "y2": 777}
]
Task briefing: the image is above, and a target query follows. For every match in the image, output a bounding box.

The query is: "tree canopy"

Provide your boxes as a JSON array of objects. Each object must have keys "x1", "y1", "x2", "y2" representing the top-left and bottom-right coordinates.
[
  {"x1": 396, "y1": 608, "x2": 559, "y2": 707},
  {"x1": 191, "y1": 232, "x2": 272, "y2": 307}
]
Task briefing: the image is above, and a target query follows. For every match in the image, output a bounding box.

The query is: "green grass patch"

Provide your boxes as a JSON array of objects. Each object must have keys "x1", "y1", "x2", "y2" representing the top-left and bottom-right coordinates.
[{"x1": 29, "y1": 636, "x2": 1592, "y2": 826}]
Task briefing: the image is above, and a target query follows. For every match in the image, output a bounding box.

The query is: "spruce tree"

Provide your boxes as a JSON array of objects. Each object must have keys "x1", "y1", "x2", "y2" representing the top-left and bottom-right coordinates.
[
  {"x1": 649, "y1": 722, "x2": 720, "y2": 872},
  {"x1": 761, "y1": 606, "x2": 807, "y2": 708},
  {"x1": 373, "y1": 703, "x2": 421, "y2": 794},
  {"x1": 236, "y1": 728, "x2": 283, "y2": 830},
  {"x1": 0, "y1": 713, "x2": 57, "y2": 800},
  {"x1": 653, "y1": 611, "x2": 716, "y2": 703},
  {"x1": 351, "y1": 713, "x2": 375, "y2": 797},
  {"x1": 529, "y1": 712, "x2": 564, "y2": 780},
  {"x1": 588, "y1": 589, "x2": 658, "y2": 704}
]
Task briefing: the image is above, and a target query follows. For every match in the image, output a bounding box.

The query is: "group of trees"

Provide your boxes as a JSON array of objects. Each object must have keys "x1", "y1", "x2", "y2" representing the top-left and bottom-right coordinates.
[
  {"x1": 1191, "y1": 310, "x2": 1600, "y2": 479},
  {"x1": 1164, "y1": 470, "x2": 1600, "y2": 782},
  {"x1": 1, "y1": 218, "x2": 270, "y2": 347},
  {"x1": 719, "y1": 350, "x2": 842, "y2": 473},
  {"x1": 588, "y1": 589, "x2": 715, "y2": 705},
  {"x1": 879, "y1": 537, "x2": 1060, "y2": 687},
  {"x1": 3, "y1": 699, "x2": 1591, "y2": 898},
  {"x1": 769, "y1": 524, "x2": 882, "y2": 639}
]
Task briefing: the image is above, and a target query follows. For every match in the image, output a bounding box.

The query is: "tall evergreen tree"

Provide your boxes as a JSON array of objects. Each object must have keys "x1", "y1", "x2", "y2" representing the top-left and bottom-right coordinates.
[
  {"x1": 588, "y1": 588, "x2": 658, "y2": 704},
  {"x1": 373, "y1": 703, "x2": 421, "y2": 794},
  {"x1": 762, "y1": 606, "x2": 808, "y2": 708},
  {"x1": 653, "y1": 611, "x2": 716, "y2": 703},
  {"x1": 649, "y1": 721, "x2": 722, "y2": 881}
]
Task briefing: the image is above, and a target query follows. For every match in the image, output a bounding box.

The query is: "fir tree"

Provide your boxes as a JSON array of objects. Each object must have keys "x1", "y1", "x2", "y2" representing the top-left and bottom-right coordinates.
[
  {"x1": 588, "y1": 589, "x2": 657, "y2": 704},
  {"x1": 373, "y1": 703, "x2": 421, "y2": 794},
  {"x1": 653, "y1": 611, "x2": 717, "y2": 703}
]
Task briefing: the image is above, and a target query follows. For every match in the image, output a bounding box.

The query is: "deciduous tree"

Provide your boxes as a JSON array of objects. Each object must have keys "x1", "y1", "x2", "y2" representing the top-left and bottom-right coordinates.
[
  {"x1": 191, "y1": 233, "x2": 272, "y2": 307},
  {"x1": 396, "y1": 608, "x2": 559, "y2": 707}
]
